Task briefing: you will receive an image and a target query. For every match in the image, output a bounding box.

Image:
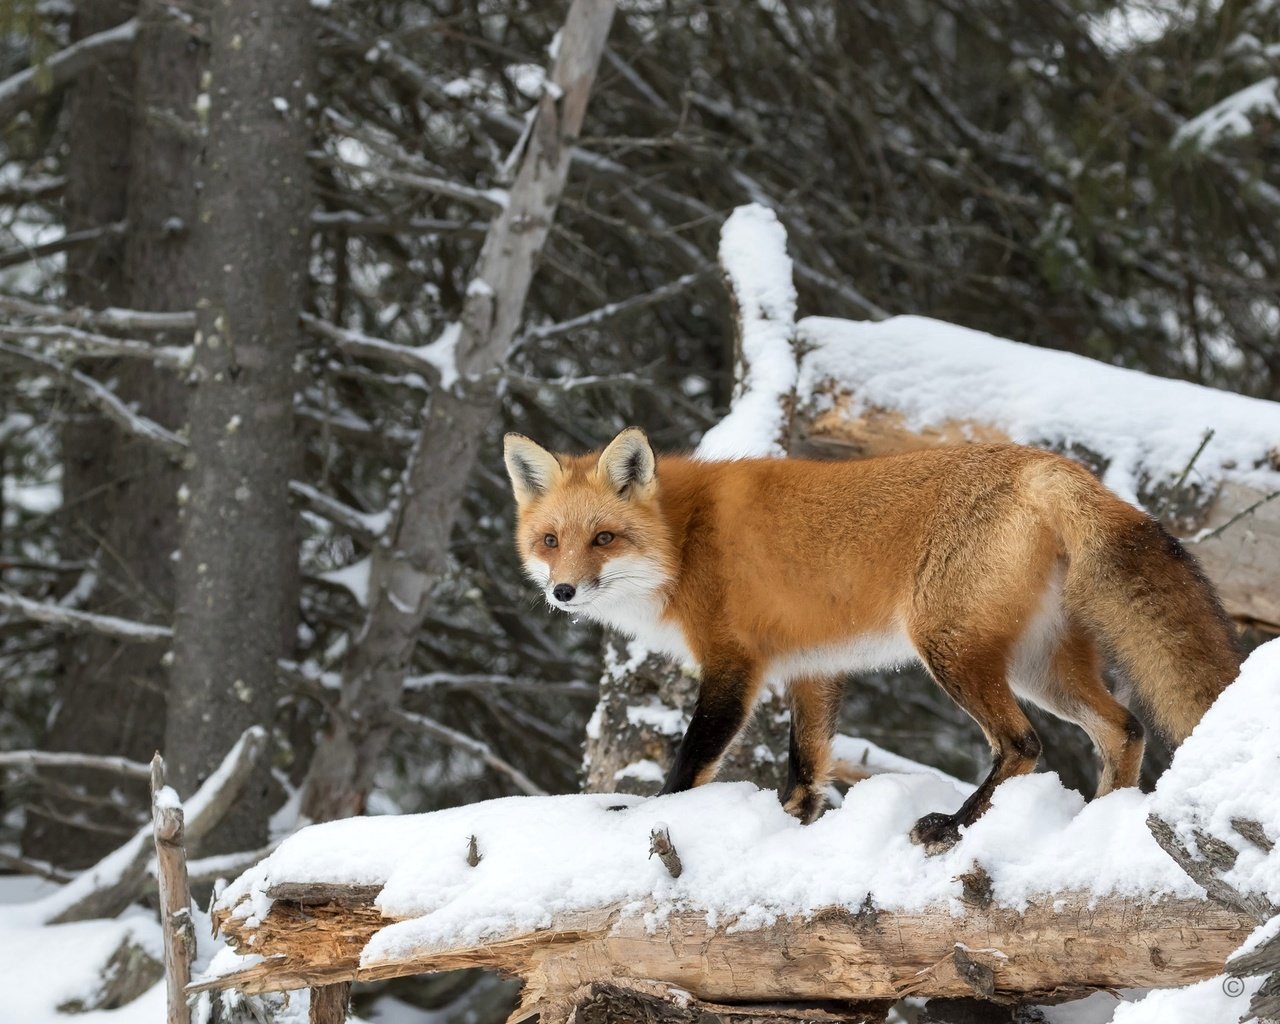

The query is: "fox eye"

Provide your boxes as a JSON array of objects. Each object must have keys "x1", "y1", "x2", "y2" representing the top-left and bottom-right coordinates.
[
  {"x1": 543, "y1": 534, "x2": 558, "y2": 548},
  {"x1": 593, "y1": 531, "x2": 615, "y2": 547}
]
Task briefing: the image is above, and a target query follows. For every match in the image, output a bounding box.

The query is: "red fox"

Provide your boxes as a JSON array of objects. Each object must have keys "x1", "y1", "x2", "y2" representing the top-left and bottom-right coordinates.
[{"x1": 504, "y1": 428, "x2": 1240, "y2": 852}]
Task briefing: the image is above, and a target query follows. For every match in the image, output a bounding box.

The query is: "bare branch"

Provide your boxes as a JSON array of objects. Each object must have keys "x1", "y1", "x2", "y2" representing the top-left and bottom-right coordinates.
[
  {"x1": 393, "y1": 709, "x2": 548, "y2": 797},
  {"x1": 0, "y1": 750, "x2": 151, "y2": 781},
  {"x1": 0, "y1": 341, "x2": 188, "y2": 455},
  {"x1": 325, "y1": 156, "x2": 507, "y2": 215},
  {"x1": 0, "y1": 295, "x2": 195, "y2": 332},
  {"x1": 0, "y1": 221, "x2": 128, "y2": 270},
  {"x1": 0, "y1": 590, "x2": 173, "y2": 644},
  {"x1": 290, "y1": 481, "x2": 387, "y2": 545},
  {"x1": 300, "y1": 312, "x2": 440, "y2": 380},
  {"x1": 0, "y1": 324, "x2": 191, "y2": 369},
  {"x1": 517, "y1": 268, "x2": 713, "y2": 348},
  {"x1": 309, "y1": 211, "x2": 487, "y2": 235},
  {"x1": 403, "y1": 671, "x2": 596, "y2": 698},
  {"x1": 41, "y1": 727, "x2": 268, "y2": 924},
  {"x1": 0, "y1": 18, "x2": 139, "y2": 125}
]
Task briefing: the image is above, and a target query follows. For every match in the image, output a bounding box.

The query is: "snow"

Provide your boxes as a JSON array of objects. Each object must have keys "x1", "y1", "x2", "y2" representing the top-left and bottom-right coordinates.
[
  {"x1": 625, "y1": 699, "x2": 686, "y2": 735},
  {"x1": 319, "y1": 555, "x2": 372, "y2": 607},
  {"x1": 798, "y1": 315, "x2": 1280, "y2": 506},
  {"x1": 696, "y1": 204, "x2": 798, "y2": 460},
  {"x1": 830, "y1": 734, "x2": 972, "y2": 790},
  {"x1": 0, "y1": 912, "x2": 162, "y2": 1023},
  {"x1": 1149, "y1": 638, "x2": 1280, "y2": 906},
  {"x1": 213, "y1": 765, "x2": 1201, "y2": 971},
  {"x1": 1108, "y1": 973, "x2": 1260, "y2": 1023},
  {"x1": 1173, "y1": 76, "x2": 1280, "y2": 150},
  {"x1": 414, "y1": 320, "x2": 461, "y2": 390},
  {"x1": 615, "y1": 759, "x2": 665, "y2": 784}
]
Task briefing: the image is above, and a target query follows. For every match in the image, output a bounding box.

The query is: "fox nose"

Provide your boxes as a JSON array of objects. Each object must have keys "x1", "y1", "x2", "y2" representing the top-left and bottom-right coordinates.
[{"x1": 552, "y1": 583, "x2": 576, "y2": 603}]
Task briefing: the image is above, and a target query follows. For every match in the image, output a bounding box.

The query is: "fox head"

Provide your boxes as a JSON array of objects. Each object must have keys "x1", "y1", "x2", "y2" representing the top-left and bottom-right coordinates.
[{"x1": 503, "y1": 427, "x2": 676, "y2": 616}]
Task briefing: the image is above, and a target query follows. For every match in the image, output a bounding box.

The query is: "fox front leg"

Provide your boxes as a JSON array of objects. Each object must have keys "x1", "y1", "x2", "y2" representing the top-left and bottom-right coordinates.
[{"x1": 659, "y1": 660, "x2": 762, "y2": 795}]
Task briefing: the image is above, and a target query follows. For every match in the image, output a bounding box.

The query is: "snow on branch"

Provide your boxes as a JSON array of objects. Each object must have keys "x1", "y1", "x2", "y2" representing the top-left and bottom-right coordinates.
[
  {"x1": 300, "y1": 311, "x2": 443, "y2": 382},
  {"x1": 0, "y1": 750, "x2": 152, "y2": 781},
  {"x1": 0, "y1": 18, "x2": 138, "y2": 126},
  {"x1": 0, "y1": 295, "x2": 195, "y2": 332},
  {"x1": 0, "y1": 341, "x2": 188, "y2": 455},
  {"x1": 0, "y1": 590, "x2": 173, "y2": 644},
  {"x1": 196, "y1": 642, "x2": 1280, "y2": 1018},
  {"x1": 393, "y1": 709, "x2": 547, "y2": 797},
  {"x1": 36, "y1": 726, "x2": 267, "y2": 925},
  {"x1": 197, "y1": 739, "x2": 1262, "y2": 1013},
  {"x1": 289, "y1": 480, "x2": 388, "y2": 545},
  {"x1": 0, "y1": 323, "x2": 191, "y2": 369},
  {"x1": 696, "y1": 203, "x2": 799, "y2": 459},
  {"x1": 1173, "y1": 77, "x2": 1280, "y2": 151}
]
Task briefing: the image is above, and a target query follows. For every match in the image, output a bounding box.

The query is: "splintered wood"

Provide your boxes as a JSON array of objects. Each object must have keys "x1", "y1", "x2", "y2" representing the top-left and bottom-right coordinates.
[{"x1": 201, "y1": 882, "x2": 1251, "y2": 1018}]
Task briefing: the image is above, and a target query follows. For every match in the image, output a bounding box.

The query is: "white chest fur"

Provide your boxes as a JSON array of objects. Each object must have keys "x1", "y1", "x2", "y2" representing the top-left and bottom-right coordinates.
[{"x1": 587, "y1": 592, "x2": 694, "y2": 664}]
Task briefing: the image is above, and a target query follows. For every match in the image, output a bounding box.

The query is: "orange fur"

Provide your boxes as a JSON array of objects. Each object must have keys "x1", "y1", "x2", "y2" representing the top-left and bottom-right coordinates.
[{"x1": 504, "y1": 430, "x2": 1240, "y2": 847}]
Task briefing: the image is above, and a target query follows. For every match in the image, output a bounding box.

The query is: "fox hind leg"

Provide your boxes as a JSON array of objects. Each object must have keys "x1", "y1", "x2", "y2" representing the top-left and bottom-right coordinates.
[
  {"x1": 910, "y1": 631, "x2": 1041, "y2": 854},
  {"x1": 1021, "y1": 619, "x2": 1145, "y2": 797},
  {"x1": 782, "y1": 675, "x2": 843, "y2": 824}
]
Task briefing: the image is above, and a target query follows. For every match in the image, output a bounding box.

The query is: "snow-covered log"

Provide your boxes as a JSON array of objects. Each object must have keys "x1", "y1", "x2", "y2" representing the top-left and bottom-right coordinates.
[
  {"x1": 794, "y1": 317, "x2": 1280, "y2": 631},
  {"x1": 193, "y1": 701, "x2": 1279, "y2": 1019},
  {"x1": 203, "y1": 879, "x2": 1247, "y2": 1010}
]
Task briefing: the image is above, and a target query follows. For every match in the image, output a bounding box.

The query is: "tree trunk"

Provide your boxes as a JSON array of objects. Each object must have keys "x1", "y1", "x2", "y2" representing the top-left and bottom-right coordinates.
[
  {"x1": 25, "y1": 0, "x2": 201, "y2": 870},
  {"x1": 23, "y1": 0, "x2": 144, "y2": 868},
  {"x1": 168, "y1": 0, "x2": 312, "y2": 851},
  {"x1": 301, "y1": 0, "x2": 618, "y2": 822}
]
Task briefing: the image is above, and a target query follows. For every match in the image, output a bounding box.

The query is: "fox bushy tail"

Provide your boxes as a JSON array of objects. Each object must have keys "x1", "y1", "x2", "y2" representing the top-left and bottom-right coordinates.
[{"x1": 1033, "y1": 460, "x2": 1240, "y2": 743}]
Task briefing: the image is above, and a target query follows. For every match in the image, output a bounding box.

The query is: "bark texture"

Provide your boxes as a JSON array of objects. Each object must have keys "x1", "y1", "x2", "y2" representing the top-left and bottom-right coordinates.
[
  {"x1": 26, "y1": 0, "x2": 192, "y2": 868},
  {"x1": 203, "y1": 883, "x2": 1252, "y2": 1017},
  {"x1": 168, "y1": 0, "x2": 312, "y2": 851},
  {"x1": 301, "y1": 0, "x2": 618, "y2": 822}
]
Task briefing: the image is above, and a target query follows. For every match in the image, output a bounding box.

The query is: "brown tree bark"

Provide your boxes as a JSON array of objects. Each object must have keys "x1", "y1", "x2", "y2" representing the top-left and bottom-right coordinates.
[
  {"x1": 22, "y1": 0, "x2": 196, "y2": 869},
  {"x1": 167, "y1": 0, "x2": 312, "y2": 851},
  {"x1": 203, "y1": 883, "x2": 1251, "y2": 1015},
  {"x1": 28, "y1": 0, "x2": 199, "y2": 869}
]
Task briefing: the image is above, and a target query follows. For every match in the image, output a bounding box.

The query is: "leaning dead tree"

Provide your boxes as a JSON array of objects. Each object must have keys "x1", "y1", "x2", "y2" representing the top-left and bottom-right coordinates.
[{"x1": 301, "y1": 0, "x2": 618, "y2": 822}]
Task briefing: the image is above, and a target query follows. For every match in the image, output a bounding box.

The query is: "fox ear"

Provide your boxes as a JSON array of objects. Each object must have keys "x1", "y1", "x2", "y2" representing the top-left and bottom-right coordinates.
[
  {"x1": 504, "y1": 433, "x2": 562, "y2": 505},
  {"x1": 597, "y1": 427, "x2": 656, "y2": 499}
]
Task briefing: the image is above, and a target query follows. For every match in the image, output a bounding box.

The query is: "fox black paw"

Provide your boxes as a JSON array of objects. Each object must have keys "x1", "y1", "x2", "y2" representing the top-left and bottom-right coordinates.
[
  {"x1": 909, "y1": 811, "x2": 962, "y2": 855},
  {"x1": 781, "y1": 784, "x2": 827, "y2": 825}
]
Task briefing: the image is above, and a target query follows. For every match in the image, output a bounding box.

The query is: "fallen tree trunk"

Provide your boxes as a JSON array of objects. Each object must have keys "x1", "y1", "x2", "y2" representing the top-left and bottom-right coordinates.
[{"x1": 198, "y1": 883, "x2": 1252, "y2": 1018}]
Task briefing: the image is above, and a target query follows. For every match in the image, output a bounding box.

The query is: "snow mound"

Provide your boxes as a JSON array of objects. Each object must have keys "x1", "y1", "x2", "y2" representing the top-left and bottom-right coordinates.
[
  {"x1": 798, "y1": 315, "x2": 1280, "y2": 506},
  {"x1": 1150, "y1": 638, "x2": 1280, "y2": 906},
  {"x1": 697, "y1": 203, "x2": 798, "y2": 460}
]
